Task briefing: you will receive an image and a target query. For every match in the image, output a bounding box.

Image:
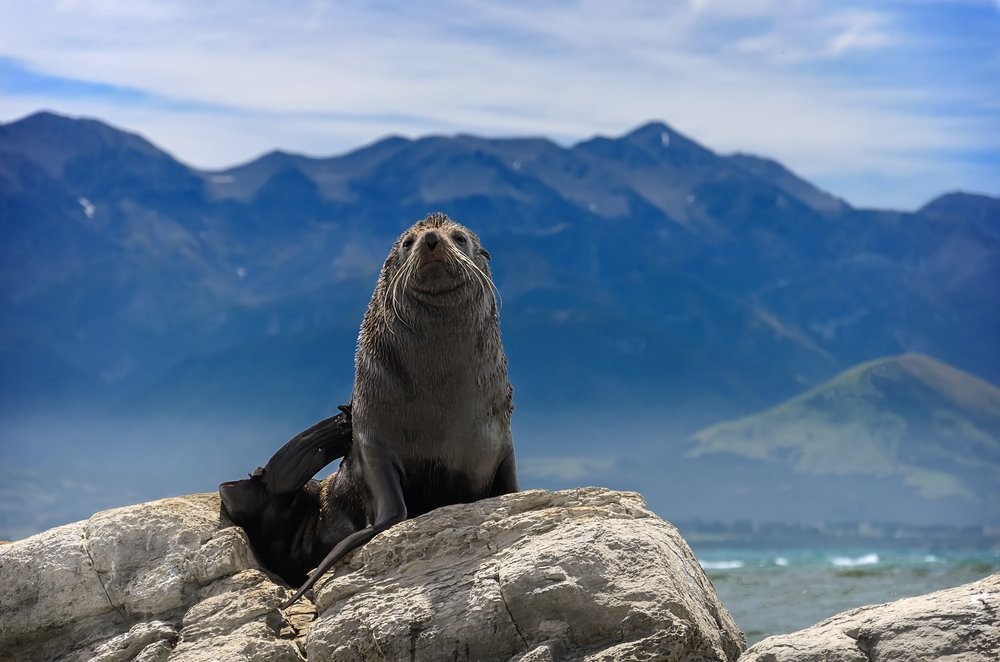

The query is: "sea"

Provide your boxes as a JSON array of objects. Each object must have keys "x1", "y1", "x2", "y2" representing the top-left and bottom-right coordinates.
[{"x1": 694, "y1": 547, "x2": 1000, "y2": 645}]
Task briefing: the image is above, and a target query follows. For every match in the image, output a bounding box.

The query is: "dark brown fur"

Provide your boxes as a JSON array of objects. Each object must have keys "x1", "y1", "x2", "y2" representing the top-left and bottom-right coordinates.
[
  {"x1": 219, "y1": 408, "x2": 354, "y2": 585},
  {"x1": 281, "y1": 212, "x2": 518, "y2": 605}
]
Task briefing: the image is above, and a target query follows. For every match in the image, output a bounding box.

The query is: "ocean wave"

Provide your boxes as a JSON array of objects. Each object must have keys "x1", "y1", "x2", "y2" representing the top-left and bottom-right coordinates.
[
  {"x1": 700, "y1": 560, "x2": 745, "y2": 570},
  {"x1": 774, "y1": 557, "x2": 789, "y2": 567},
  {"x1": 830, "y1": 553, "x2": 879, "y2": 567}
]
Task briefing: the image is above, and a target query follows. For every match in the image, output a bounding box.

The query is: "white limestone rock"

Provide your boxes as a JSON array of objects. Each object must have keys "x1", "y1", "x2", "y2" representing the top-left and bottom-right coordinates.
[
  {"x1": 0, "y1": 493, "x2": 261, "y2": 661},
  {"x1": 306, "y1": 488, "x2": 745, "y2": 661},
  {"x1": 739, "y1": 572, "x2": 1000, "y2": 662},
  {"x1": 0, "y1": 487, "x2": 747, "y2": 662}
]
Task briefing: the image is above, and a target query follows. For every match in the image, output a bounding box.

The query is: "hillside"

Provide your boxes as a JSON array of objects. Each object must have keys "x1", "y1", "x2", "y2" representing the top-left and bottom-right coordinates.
[
  {"x1": 1, "y1": 111, "x2": 998, "y2": 531},
  {"x1": 689, "y1": 354, "x2": 1000, "y2": 518}
]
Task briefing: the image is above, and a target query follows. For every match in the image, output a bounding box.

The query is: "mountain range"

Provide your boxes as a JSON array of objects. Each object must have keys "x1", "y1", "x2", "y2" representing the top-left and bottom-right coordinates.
[{"x1": 1, "y1": 110, "x2": 998, "y2": 536}]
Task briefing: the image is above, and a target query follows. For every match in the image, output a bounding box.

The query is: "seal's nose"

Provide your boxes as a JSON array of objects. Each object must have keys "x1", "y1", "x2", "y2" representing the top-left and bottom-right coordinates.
[{"x1": 424, "y1": 231, "x2": 440, "y2": 251}]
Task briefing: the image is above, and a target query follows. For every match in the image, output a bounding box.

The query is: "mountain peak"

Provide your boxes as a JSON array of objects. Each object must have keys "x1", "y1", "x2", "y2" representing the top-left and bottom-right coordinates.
[
  {"x1": 887, "y1": 353, "x2": 1000, "y2": 414},
  {"x1": 0, "y1": 109, "x2": 174, "y2": 178},
  {"x1": 784, "y1": 353, "x2": 1000, "y2": 417},
  {"x1": 627, "y1": 119, "x2": 672, "y2": 135},
  {"x1": 570, "y1": 120, "x2": 717, "y2": 172},
  {"x1": 918, "y1": 191, "x2": 1000, "y2": 220},
  {"x1": 3, "y1": 109, "x2": 154, "y2": 148},
  {"x1": 253, "y1": 149, "x2": 306, "y2": 166},
  {"x1": 624, "y1": 120, "x2": 675, "y2": 139},
  {"x1": 7, "y1": 109, "x2": 72, "y2": 127},
  {"x1": 5, "y1": 109, "x2": 92, "y2": 130},
  {"x1": 623, "y1": 120, "x2": 714, "y2": 156}
]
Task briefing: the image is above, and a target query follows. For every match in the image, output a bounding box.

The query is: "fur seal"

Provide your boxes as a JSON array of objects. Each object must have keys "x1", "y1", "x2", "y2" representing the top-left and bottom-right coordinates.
[
  {"x1": 282, "y1": 212, "x2": 519, "y2": 605},
  {"x1": 219, "y1": 213, "x2": 518, "y2": 604},
  {"x1": 219, "y1": 406, "x2": 354, "y2": 586}
]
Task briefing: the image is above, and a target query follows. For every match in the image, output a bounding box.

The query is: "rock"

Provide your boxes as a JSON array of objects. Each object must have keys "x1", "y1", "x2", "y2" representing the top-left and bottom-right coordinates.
[
  {"x1": 169, "y1": 569, "x2": 306, "y2": 661},
  {"x1": 739, "y1": 572, "x2": 1000, "y2": 662},
  {"x1": 0, "y1": 487, "x2": 745, "y2": 661},
  {"x1": 6, "y1": 485, "x2": 997, "y2": 661},
  {"x1": 0, "y1": 520, "x2": 119, "y2": 651},
  {"x1": 91, "y1": 621, "x2": 178, "y2": 662},
  {"x1": 305, "y1": 488, "x2": 745, "y2": 661},
  {"x1": 0, "y1": 493, "x2": 296, "y2": 662},
  {"x1": 83, "y1": 495, "x2": 228, "y2": 617}
]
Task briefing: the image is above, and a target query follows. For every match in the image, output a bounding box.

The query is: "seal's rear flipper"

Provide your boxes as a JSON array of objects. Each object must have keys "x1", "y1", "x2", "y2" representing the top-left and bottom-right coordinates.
[
  {"x1": 219, "y1": 474, "x2": 267, "y2": 525},
  {"x1": 262, "y1": 406, "x2": 353, "y2": 495}
]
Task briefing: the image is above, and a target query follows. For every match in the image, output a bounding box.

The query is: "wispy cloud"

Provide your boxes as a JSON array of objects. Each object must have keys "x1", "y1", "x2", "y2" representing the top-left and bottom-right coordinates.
[
  {"x1": 0, "y1": 0, "x2": 997, "y2": 208},
  {"x1": 520, "y1": 455, "x2": 617, "y2": 482},
  {"x1": 733, "y1": 9, "x2": 895, "y2": 59}
]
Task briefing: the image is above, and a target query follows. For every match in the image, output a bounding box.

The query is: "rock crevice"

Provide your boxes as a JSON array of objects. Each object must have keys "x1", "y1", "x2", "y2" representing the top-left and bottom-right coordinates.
[
  {"x1": 81, "y1": 530, "x2": 128, "y2": 624},
  {"x1": 497, "y1": 569, "x2": 531, "y2": 651}
]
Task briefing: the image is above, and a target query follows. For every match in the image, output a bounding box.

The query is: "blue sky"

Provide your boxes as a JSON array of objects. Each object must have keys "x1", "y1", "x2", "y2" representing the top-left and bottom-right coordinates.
[{"x1": 1, "y1": 0, "x2": 997, "y2": 209}]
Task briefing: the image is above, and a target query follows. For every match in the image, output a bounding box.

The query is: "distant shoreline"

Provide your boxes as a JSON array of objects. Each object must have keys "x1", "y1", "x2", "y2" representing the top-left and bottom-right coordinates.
[{"x1": 679, "y1": 520, "x2": 1000, "y2": 551}]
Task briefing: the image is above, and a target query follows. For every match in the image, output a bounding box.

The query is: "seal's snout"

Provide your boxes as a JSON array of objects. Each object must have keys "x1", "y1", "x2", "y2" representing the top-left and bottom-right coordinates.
[{"x1": 424, "y1": 231, "x2": 440, "y2": 252}]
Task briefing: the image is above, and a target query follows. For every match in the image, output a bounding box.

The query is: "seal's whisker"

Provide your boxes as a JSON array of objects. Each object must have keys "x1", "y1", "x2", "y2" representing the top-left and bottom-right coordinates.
[
  {"x1": 451, "y1": 249, "x2": 484, "y2": 304},
  {"x1": 384, "y1": 271, "x2": 401, "y2": 331},
  {"x1": 386, "y1": 250, "x2": 416, "y2": 331},
  {"x1": 398, "y1": 255, "x2": 417, "y2": 329},
  {"x1": 455, "y1": 249, "x2": 500, "y2": 314}
]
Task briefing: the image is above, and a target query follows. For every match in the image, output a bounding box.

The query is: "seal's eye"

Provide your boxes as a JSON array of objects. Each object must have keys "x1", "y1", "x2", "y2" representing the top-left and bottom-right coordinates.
[
  {"x1": 402, "y1": 237, "x2": 415, "y2": 249},
  {"x1": 452, "y1": 233, "x2": 468, "y2": 245}
]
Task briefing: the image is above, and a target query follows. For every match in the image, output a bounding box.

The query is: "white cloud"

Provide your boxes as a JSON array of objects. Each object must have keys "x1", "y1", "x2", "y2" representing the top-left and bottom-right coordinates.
[
  {"x1": 732, "y1": 8, "x2": 895, "y2": 61},
  {"x1": 826, "y1": 11, "x2": 893, "y2": 56}
]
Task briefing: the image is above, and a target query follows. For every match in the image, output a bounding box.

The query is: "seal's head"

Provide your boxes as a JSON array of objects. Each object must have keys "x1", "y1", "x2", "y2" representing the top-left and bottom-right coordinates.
[{"x1": 379, "y1": 212, "x2": 497, "y2": 321}]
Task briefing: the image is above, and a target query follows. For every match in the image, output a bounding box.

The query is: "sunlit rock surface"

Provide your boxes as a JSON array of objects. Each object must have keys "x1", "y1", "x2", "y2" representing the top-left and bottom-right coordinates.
[
  {"x1": 306, "y1": 488, "x2": 745, "y2": 661},
  {"x1": 0, "y1": 493, "x2": 304, "y2": 662},
  {"x1": 0, "y1": 488, "x2": 745, "y2": 661},
  {"x1": 738, "y1": 572, "x2": 1000, "y2": 662},
  {"x1": 7, "y1": 484, "x2": 996, "y2": 661}
]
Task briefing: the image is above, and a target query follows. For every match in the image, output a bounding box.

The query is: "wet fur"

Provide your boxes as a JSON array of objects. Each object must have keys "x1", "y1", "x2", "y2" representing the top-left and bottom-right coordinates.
[
  {"x1": 280, "y1": 213, "x2": 518, "y2": 605},
  {"x1": 219, "y1": 409, "x2": 354, "y2": 585},
  {"x1": 351, "y1": 213, "x2": 513, "y2": 509},
  {"x1": 220, "y1": 214, "x2": 518, "y2": 605}
]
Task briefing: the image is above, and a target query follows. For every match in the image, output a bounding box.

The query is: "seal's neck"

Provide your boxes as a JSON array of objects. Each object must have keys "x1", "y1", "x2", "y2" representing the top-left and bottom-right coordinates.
[
  {"x1": 395, "y1": 305, "x2": 492, "y2": 346},
  {"x1": 394, "y1": 289, "x2": 494, "y2": 333}
]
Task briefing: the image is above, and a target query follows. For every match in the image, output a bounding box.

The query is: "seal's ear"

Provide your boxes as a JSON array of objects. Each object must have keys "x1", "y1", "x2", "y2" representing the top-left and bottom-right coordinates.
[{"x1": 478, "y1": 248, "x2": 491, "y2": 261}]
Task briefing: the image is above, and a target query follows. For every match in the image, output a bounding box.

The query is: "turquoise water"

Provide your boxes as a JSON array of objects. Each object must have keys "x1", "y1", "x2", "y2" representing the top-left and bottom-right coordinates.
[{"x1": 696, "y1": 548, "x2": 1000, "y2": 645}]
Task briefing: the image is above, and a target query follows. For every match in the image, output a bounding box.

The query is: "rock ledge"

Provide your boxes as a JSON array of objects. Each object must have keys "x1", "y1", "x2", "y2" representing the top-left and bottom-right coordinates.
[{"x1": 0, "y1": 488, "x2": 745, "y2": 662}]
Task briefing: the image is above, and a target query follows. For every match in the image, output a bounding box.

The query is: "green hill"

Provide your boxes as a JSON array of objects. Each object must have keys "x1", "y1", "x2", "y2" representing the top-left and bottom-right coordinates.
[{"x1": 690, "y1": 354, "x2": 1000, "y2": 500}]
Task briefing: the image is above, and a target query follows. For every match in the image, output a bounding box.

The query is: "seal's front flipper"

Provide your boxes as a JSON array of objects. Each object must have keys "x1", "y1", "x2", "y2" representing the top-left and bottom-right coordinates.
[
  {"x1": 262, "y1": 407, "x2": 353, "y2": 495},
  {"x1": 489, "y1": 451, "x2": 519, "y2": 496},
  {"x1": 282, "y1": 443, "x2": 407, "y2": 607}
]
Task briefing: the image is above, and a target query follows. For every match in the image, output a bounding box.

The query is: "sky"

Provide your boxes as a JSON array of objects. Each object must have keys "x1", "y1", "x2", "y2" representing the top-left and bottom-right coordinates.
[{"x1": 0, "y1": 0, "x2": 998, "y2": 210}]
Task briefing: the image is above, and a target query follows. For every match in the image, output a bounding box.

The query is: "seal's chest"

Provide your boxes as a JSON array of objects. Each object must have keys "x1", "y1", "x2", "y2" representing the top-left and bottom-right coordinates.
[
  {"x1": 409, "y1": 338, "x2": 481, "y2": 376},
  {"x1": 396, "y1": 458, "x2": 494, "y2": 518}
]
